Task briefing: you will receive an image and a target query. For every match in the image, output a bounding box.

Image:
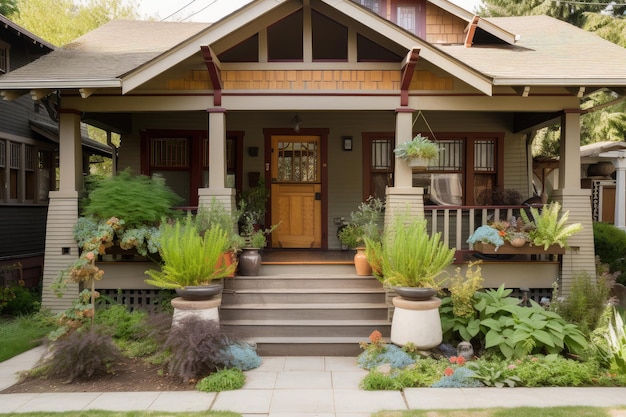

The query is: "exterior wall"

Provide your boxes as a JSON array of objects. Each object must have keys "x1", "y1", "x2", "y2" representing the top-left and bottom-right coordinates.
[{"x1": 425, "y1": 3, "x2": 467, "y2": 44}]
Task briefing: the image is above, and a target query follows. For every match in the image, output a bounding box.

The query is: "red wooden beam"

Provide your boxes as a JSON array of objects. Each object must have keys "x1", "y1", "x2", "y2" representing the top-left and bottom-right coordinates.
[
  {"x1": 400, "y1": 48, "x2": 420, "y2": 107},
  {"x1": 464, "y1": 16, "x2": 479, "y2": 48},
  {"x1": 200, "y1": 45, "x2": 223, "y2": 107}
]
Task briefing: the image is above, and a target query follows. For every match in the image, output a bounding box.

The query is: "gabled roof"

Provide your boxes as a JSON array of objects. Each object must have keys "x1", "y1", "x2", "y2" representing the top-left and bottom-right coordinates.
[
  {"x1": 438, "y1": 15, "x2": 626, "y2": 87},
  {"x1": 1, "y1": 0, "x2": 626, "y2": 97}
]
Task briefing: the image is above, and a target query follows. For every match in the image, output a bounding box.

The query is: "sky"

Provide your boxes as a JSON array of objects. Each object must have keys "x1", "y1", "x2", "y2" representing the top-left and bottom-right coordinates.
[{"x1": 138, "y1": 0, "x2": 483, "y2": 22}]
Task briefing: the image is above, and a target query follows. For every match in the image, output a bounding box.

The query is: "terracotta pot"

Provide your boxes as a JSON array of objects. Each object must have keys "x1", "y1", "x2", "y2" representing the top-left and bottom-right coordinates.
[
  {"x1": 217, "y1": 251, "x2": 236, "y2": 277},
  {"x1": 509, "y1": 237, "x2": 527, "y2": 248},
  {"x1": 354, "y1": 247, "x2": 372, "y2": 276}
]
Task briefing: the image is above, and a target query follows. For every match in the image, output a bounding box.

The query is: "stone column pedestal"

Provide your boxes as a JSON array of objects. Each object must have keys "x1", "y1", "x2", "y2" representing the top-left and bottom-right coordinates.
[
  {"x1": 171, "y1": 297, "x2": 221, "y2": 324},
  {"x1": 390, "y1": 296, "x2": 442, "y2": 349}
]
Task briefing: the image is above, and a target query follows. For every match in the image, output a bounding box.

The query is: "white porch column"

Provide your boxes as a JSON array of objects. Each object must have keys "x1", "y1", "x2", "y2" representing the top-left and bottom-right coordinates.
[
  {"x1": 553, "y1": 110, "x2": 595, "y2": 296},
  {"x1": 384, "y1": 108, "x2": 424, "y2": 228},
  {"x1": 394, "y1": 108, "x2": 414, "y2": 188},
  {"x1": 42, "y1": 110, "x2": 82, "y2": 312},
  {"x1": 200, "y1": 108, "x2": 235, "y2": 211}
]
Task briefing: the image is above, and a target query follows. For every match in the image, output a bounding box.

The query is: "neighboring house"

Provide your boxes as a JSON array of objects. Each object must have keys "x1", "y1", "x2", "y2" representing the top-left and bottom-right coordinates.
[
  {"x1": 1, "y1": 0, "x2": 626, "y2": 312},
  {"x1": 0, "y1": 14, "x2": 111, "y2": 289}
]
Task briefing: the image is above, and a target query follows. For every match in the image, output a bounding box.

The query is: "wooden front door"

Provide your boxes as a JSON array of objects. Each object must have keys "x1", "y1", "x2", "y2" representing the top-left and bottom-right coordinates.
[{"x1": 270, "y1": 135, "x2": 322, "y2": 248}]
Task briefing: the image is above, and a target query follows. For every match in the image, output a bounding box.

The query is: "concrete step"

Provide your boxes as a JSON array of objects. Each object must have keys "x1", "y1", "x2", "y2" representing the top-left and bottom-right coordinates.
[
  {"x1": 220, "y1": 302, "x2": 388, "y2": 320},
  {"x1": 222, "y1": 319, "x2": 391, "y2": 338},
  {"x1": 247, "y1": 337, "x2": 373, "y2": 356},
  {"x1": 222, "y1": 288, "x2": 386, "y2": 304},
  {"x1": 258, "y1": 263, "x2": 357, "y2": 276},
  {"x1": 225, "y1": 274, "x2": 381, "y2": 290}
]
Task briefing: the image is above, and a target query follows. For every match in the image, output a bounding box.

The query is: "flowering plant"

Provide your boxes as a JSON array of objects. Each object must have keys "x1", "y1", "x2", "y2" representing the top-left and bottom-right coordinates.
[
  {"x1": 467, "y1": 216, "x2": 535, "y2": 250},
  {"x1": 359, "y1": 329, "x2": 386, "y2": 354}
]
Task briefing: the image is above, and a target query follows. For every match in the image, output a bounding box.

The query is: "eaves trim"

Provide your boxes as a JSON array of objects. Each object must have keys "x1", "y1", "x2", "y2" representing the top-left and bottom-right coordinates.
[
  {"x1": 493, "y1": 78, "x2": 626, "y2": 87},
  {"x1": 0, "y1": 79, "x2": 122, "y2": 90}
]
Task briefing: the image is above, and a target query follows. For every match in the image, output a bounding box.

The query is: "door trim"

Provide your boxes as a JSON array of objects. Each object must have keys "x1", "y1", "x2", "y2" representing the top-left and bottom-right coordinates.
[{"x1": 263, "y1": 127, "x2": 329, "y2": 249}]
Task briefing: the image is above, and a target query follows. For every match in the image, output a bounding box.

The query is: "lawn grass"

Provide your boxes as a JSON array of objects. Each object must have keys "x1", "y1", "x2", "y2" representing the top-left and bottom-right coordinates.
[
  {"x1": 372, "y1": 407, "x2": 625, "y2": 417},
  {"x1": 0, "y1": 315, "x2": 53, "y2": 362}
]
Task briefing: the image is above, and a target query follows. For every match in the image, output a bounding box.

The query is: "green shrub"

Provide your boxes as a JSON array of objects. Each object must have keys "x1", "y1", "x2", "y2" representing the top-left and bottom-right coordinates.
[
  {"x1": 196, "y1": 368, "x2": 246, "y2": 392},
  {"x1": 2, "y1": 286, "x2": 40, "y2": 316},
  {"x1": 507, "y1": 355, "x2": 601, "y2": 387},
  {"x1": 550, "y1": 272, "x2": 614, "y2": 335},
  {"x1": 83, "y1": 168, "x2": 182, "y2": 228},
  {"x1": 95, "y1": 304, "x2": 149, "y2": 340},
  {"x1": 593, "y1": 222, "x2": 626, "y2": 285}
]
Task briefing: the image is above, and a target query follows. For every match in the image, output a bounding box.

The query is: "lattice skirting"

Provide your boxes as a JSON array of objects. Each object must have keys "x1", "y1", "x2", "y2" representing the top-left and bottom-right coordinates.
[{"x1": 97, "y1": 289, "x2": 173, "y2": 313}]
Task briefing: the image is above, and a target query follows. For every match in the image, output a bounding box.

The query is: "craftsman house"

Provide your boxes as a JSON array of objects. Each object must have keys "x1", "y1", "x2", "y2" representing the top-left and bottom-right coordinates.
[
  {"x1": 0, "y1": 15, "x2": 111, "y2": 288},
  {"x1": 1, "y1": 0, "x2": 626, "y2": 352}
]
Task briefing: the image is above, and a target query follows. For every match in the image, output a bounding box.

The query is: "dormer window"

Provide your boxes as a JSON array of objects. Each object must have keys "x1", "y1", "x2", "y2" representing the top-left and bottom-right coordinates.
[{"x1": 0, "y1": 41, "x2": 9, "y2": 73}]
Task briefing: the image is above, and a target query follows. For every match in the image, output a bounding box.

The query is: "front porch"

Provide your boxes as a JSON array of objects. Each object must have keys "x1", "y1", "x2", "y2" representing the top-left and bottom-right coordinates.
[{"x1": 96, "y1": 239, "x2": 557, "y2": 356}]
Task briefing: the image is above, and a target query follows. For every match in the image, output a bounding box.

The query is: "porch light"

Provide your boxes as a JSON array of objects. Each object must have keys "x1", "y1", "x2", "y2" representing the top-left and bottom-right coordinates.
[{"x1": 291, "y1": 114, "x2": 301, "y2": 133}]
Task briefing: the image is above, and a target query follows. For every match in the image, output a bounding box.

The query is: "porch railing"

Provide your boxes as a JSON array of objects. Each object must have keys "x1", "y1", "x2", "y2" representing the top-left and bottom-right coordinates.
[{"x1": 424, "y1": 204, "x2": 542, "y2": 253}]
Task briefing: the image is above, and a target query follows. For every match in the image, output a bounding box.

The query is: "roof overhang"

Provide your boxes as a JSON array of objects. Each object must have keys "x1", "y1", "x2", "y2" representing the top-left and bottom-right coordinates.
[{"x1": 1, "y1": 79, "x2": 121, "y2": 98}]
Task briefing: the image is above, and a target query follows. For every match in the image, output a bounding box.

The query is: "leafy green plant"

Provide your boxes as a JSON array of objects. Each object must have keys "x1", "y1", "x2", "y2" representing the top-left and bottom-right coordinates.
[
  {"x1": 466, "y1": 359, "x2": 521, "y2": 387},
  {"x1": 339, "y1": 197, "x2": 385, "y2": 249},
  {"x1": 377, "y1": 215, "x2": 455, "y2": 289},
  {"x1": 604, "y1": 306, "x2": 626, "y2": 373},
  {"x1": 393, "y1": 133, "x2": 440, "y2": 160},
  {"x1": 195, "y1": 198, "x2": 243, "y2": 253},
  {"x1": 441, "y1": 285, "x2": 589, "y2": 359},
  {"x1": 0, "y1": 312, "x2": 55, "y2": 362},
  {"x1": 196, "y1": 368, "x2": 246, "y2": 392},
  {"x1": 448, "y1": 261, "x2": 484, "y2": 319},
  {"x1": 521, "y1": 201, "x2": 583, "y2": 249},
  {"x1": 144, "y1": 215, "x2": 234, "y2": 289}
]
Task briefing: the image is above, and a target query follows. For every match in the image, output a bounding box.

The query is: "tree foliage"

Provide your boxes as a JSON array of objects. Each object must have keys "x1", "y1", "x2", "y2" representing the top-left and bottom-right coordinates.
[
  {"x1": 11, "y1": 0, "x2": 139, "y2": 46},
  {"x1": 477, "y1": 0, "x2": 623, "y2": 26},
  {"x1": 0, "y1": 0, "x2": 18, "y2": 16}
]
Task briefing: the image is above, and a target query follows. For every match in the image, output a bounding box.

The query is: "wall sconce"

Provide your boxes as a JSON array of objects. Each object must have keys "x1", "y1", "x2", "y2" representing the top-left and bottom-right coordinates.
[
  {"x1": 291, "y1": 114, "x2": 301, "y2": 133},
  {"x1": 248, "y1": 146, "x2": 259, "y2": 157},
  {"x1": 342, "y1": 136, "x2": 353, "y2": 151}
]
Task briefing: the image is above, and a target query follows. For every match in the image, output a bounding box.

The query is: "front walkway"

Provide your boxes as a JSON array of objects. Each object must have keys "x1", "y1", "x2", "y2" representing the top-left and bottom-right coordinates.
[{"x1": 1, "y1": 347, "x2": 626, "y2": 416}]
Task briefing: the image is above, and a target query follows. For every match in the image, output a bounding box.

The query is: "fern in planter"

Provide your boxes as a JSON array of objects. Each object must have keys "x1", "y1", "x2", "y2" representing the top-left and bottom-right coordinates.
[
  {"x1": 521, "y1": 201, "x2": 582, "y2": 249},
  {"x1": 145, "y1": 215, "x2": 233, "y2": 289}
]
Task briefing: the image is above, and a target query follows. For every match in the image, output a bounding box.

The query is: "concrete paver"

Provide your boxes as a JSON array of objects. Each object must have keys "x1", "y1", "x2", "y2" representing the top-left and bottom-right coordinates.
[{"x1": 2, "y1": 347, "x2": 626, "y2": 416}]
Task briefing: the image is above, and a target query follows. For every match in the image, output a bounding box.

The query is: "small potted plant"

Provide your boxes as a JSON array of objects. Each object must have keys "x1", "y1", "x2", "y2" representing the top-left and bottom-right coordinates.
[
  {"x1": 144, "y1": 214, "x2": 235, "y2": 301},
  {"x1": 338, "y1": 197, "x2": 385, "y2": 275},
  {"x1": 393, "y1": 133, "x2": 440, "y2": 170},
  {"x1": 238, "y1": 214, "x2": 279, "y2": 276}
]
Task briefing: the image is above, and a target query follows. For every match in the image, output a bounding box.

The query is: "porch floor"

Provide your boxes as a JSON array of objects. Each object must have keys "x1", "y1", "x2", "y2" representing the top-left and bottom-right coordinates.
[{"x1": 261, "y1": 249, "x2": 354, "y2": 264}]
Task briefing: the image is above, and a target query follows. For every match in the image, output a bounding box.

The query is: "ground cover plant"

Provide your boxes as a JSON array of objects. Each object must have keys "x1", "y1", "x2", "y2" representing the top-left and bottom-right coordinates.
[{"x1": 372, "y1": 408, "x2": 626, "y2": 417}]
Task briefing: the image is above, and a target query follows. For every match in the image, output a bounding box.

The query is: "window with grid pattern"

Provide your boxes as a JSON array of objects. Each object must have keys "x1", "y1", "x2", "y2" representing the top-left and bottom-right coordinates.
[{"x1": 0, "y1": 42, "x2": 8, "y2": 73}]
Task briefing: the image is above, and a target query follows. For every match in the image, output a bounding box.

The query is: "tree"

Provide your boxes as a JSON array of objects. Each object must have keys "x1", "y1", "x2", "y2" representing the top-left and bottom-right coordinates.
[
  {"x1": 11, "y1": 0, "x2": 139, "y2": 46},
  {"x1": 0, "y1": 0, "x2": 18, "y2": 16},
  {"x1": 477, "y1": 0, "x2": 622, "y2": 27},
  {"x1": 583, "y1": 12, "x2": 626, "y2": 47}
]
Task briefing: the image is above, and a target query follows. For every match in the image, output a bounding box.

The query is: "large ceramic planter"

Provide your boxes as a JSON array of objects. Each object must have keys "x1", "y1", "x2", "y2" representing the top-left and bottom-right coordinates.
[
  {"x1": 391, "y1": 295, "x2": 442, "y2": 349},
  {"x1": 175, "y1": 283, "x2": 223, "y2": 301},
  {"x1": 393, "y1": 286, "x2": 437, "y2": 301},
  {"x1": 239, "y1": 247, "x2": 262, "y2": 276},
  {"x1": 354, "y1": 247, "x2": 372, "y2": 276}
]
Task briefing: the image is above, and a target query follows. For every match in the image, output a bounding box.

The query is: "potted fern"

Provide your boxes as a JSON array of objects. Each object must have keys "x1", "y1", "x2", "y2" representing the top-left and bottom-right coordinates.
[
  {"x1": 144, "y1": 214, "x2": 235, "y2": 301},
  {"x1": 393, "y1": 134, "x2": 440, "y2": 170}
]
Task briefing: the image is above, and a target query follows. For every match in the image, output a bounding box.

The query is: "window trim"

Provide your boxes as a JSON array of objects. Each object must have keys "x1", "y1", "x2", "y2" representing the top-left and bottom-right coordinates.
[{"x1": 0, "y1": 40, "x2": 9, "y2": 74}]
